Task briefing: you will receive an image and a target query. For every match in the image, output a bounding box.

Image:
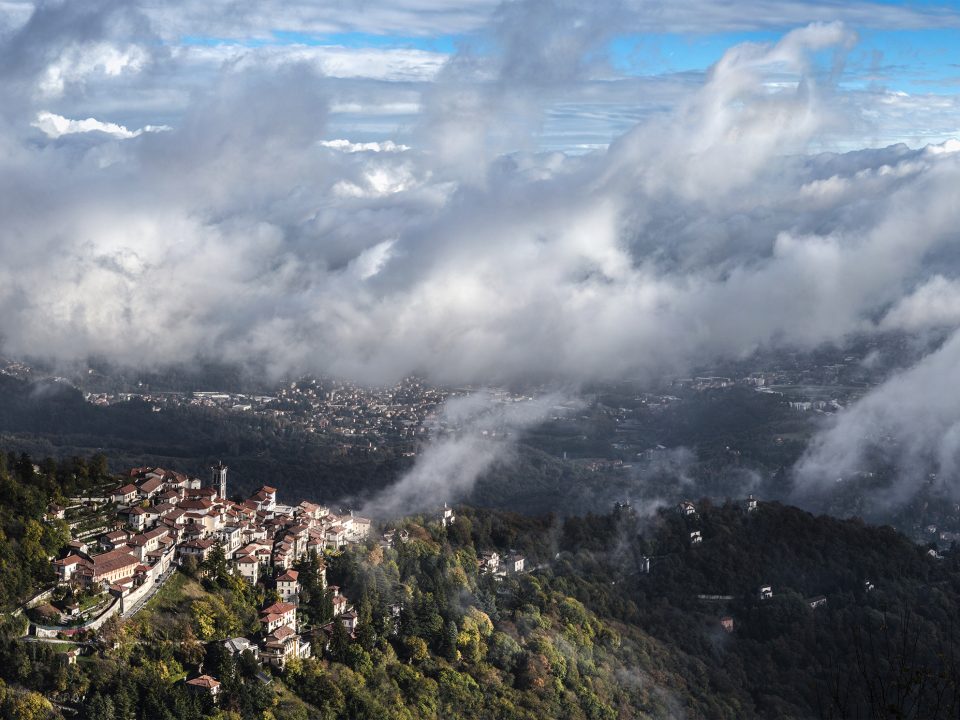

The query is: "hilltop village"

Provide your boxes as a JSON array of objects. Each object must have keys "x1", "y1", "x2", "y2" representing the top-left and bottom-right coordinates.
[
  {"x1": 42, "y1": 465, "x2": 381, "y2": 676},
  {"x1": 29, "y1": 462, "x2": 535, "y2": 702}
]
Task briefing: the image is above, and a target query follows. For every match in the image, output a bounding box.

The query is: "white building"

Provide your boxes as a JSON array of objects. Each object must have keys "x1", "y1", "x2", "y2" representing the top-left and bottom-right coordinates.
[
  {"x1": 261, "y1": 626, "x2": 310, "y2": 669},
  {"x1": 234, "y1": 555, "x2": 260, "y2": 584},
  {"x1": 276, "y1": 569, "x2": 300, "y2": 603},
  {"x1": 259, "y1": 601, "x2": 297, "y2": 633}
]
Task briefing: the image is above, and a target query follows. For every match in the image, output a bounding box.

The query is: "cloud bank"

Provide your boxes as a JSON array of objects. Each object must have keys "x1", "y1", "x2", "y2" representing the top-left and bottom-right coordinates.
[
  {"x1": 795, "y1": 330, "x2": 960, "y2": 503},
  {"x1": 2, "y1": 9, "x2": 958, "y2": 383},
  {"x1": 2, "y1": 1, "x2": 960, "y2": 504}
]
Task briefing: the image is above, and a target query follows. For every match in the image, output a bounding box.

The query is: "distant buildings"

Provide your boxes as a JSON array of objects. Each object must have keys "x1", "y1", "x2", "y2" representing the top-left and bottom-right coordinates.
[
  {"x1": 505, "y1": 554, "x2": 525, "y2": 574},
  {"x1": 477, "y1": 550, "x2": 527, "y2": 578},
  {"x1": 478, "y1": 551, "x2": 500, "y2": 575}
]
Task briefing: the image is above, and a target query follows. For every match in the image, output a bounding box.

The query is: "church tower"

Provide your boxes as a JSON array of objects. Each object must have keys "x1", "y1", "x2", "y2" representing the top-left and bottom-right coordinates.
[{"x1": 212, "y1": 461, "x2": 227, "y2": 500}]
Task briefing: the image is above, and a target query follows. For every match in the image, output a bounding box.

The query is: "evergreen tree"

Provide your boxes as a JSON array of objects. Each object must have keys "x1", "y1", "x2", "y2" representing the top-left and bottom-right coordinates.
[{"x1": 443, "y1": 620, "x2": 460, "y2": 663}]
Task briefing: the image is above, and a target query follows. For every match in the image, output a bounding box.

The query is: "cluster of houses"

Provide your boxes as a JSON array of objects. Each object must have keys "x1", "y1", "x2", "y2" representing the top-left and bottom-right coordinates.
[
  {"x1": 54, "y1": 465, "x2": 372, "y2": 597},
  {"x1": 50, "y1": 464, "x2": 374, "y2": 678},
  {"x1": 195, "y1": 581, "x2": 363, "y2": 687},
  {"x1": 477, "y1": 550, "x2": 526, "y2": 578},
  {"x1": 46, "y1": 464, "x2": 535, "y2": 699}
]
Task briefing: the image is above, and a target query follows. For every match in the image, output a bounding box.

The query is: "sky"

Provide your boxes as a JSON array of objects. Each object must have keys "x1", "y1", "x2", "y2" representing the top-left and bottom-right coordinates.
[
  {"x1": 2, "y1": 0, "x2": 959, "y2": 150},
  {"x1": 2, "y1": 0, "x2": 960, "y2": 503}
]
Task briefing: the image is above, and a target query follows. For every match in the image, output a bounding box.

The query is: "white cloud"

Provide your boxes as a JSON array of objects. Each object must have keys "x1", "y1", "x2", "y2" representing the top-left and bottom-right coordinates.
[
  {"x1": 795, "y1": 330, "x2": 960, "y2": 504},
  {"x1": 38, "y1": 42, "x2": 147, "y2": 98},
  {"x1": 2, "y1": 21, "x2": 960, "y2": 391},
  {"x1": 32, "y1": 110, "x2": 169, "y2": 139},
  {"x1": 880, "y1": 276, "x2": 960, "y2": 332},
  {"x1": 320, "y1": 138, "x2": 410, "y2": 153}
]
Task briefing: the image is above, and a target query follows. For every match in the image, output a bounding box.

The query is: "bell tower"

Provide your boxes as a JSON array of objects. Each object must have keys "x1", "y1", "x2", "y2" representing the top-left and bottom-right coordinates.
[{"x1": 211, "y1": 461, "x2": 227, "y2": 500}]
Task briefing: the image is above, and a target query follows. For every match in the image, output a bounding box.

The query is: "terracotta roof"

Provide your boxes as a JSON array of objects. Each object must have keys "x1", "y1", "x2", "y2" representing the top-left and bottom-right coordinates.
[
  {"x1": 188, "y1": 487, "x2": 218, "y2": 498},
  {"x1": 186, "y1": 675, "x2": 221, "y2": 689},
  {"x1": 183, "y1": 538, "x2": 217, "y2": 550},
  {"x1": 268, "y1": 625, "x2": 296, "y2": 640},
  {"x1": 90, "y1": 549, "x2": 140, "y2": 577},
  {"x1": 261, "y1": 601, "x2": 296, "y2": 616},
  {"x1": 179, "y1": 499, "x2": 214, "y2": 511},
  {"x1": 276, "y1": 570, "x2": 299, "y2": 582},
  {"x1": 137, "y1": 477, "x2": 164, "y2": 493}
]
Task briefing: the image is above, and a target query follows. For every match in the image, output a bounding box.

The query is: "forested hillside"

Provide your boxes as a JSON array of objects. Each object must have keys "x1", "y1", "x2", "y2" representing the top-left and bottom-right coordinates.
[{"x1": 2, "y1": 451, "x2": 960, "y2": 718}]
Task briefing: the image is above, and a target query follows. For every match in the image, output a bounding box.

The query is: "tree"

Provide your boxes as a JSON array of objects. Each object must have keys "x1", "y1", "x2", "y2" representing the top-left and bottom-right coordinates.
[
  {"x1": 355, "y1": 599, "x2": 376, "y2": 652},
  {"x1": 438, "y1": 668, "x2": 483, "y2": 716},
  {"x1": 401, "y1": 637, "x2": 429, "y2": 664},
  {"x1": 202, "y1": 542, "x2": 230, "y2": 585},
  {"x1": 443, "y1": 620, "x2": 460, "y2": 663},
  {"x1": 181, "y1": 555, "x2": 199, "y2": 579},
  {"x1": 5, "y1": 690, "x2": 53, "y2": 720},
  {"x1": 85, "y1": 692, "x2": 116, "y2": 720},
  {"x1": 90, "y1": 453, "x2": 109, "y2": 480},
  {"x1": 329, "y1": 621, "x2": 352, "y2": 664}
]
